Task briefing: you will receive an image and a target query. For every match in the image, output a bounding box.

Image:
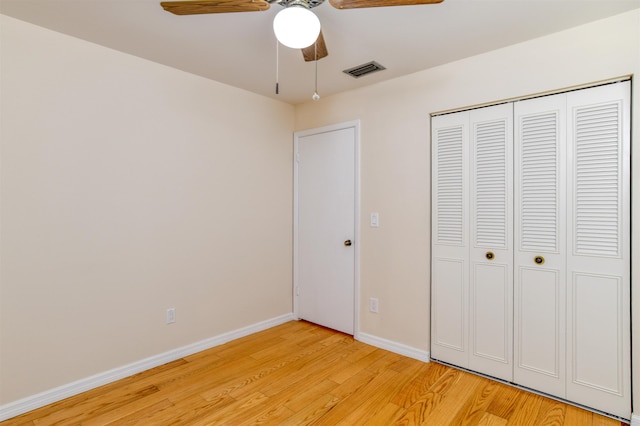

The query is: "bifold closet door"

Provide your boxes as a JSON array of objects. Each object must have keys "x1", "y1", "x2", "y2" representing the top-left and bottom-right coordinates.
[
  {"x1": 564, "y1": 82, "x2": 631, "y2": 419},
  {"x1": 431, "y1": 104, "x2": 513, "y2": 381},
  {"x1": 468, "y1": 103, "x2": 513, "y2": 381},
  {"x1": 513, "y1": 93, "x2": 567, "y2": 398},
  {"x1": 432, "y1": 81, "x2": 630, "y2": 419},
  {"x1": 513, "y1": 81, "x2": 630, "y2": 419},
  {"x1": 431, "y1": 110, "x2": 470, "y2": 368}
]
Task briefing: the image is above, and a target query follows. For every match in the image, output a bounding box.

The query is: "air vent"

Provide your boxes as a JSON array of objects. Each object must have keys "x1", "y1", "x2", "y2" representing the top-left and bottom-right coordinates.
[{"x1": 343, "y1": 61, "x2": 386, "y2": 78}]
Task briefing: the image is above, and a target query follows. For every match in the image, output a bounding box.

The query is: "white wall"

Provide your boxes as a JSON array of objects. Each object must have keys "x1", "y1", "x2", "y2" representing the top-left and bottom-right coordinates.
[
  {"x1": 296, "y1": 8, "x2": 640, "y2": 410},
  {"x1": 0, "y1": 15, "x2": 295, "y2": 405}
]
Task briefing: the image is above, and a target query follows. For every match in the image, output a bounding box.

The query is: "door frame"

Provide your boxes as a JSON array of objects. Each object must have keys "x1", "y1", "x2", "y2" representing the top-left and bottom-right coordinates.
[{"x1": 293, "y1": 120, "x2": 361, "y2": 336}]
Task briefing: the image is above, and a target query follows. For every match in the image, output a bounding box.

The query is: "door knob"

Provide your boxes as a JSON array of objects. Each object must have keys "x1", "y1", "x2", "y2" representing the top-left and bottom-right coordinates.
[
  {"x1": 344, "y1": 240, "x2": 352, "y2": 246},
  {"x1": 485, "y1": 251, "x2": 495, "y2": 260},
  {"x1": 534, "y1": 256, "x2": 545, "y2": 265}
]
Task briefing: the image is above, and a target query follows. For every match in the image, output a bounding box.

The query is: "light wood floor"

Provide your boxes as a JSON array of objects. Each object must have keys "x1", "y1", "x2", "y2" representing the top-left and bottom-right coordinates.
[{"x1": 2, "y1": 320, "x2": 626, "y2": 425}]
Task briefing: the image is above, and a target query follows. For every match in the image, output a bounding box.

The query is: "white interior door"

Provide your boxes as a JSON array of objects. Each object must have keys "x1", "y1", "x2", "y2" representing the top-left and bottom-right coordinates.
[{"x1": 294, "y1": 122, "x2": 358, "y2": 335}]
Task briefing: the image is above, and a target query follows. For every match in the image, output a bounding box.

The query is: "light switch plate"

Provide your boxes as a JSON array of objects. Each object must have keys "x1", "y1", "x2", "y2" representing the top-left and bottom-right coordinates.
[
  {"x1": 370, "y1": 212, "x2": 379, "y2": 227},
  {"x1": 370, "y1": 298, "x2": 379, "y2": 313}
]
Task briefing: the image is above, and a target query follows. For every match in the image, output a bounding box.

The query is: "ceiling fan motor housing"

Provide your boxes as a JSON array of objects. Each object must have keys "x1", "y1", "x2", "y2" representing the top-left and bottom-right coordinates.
[{"x1": 271, "y1": 0, "x2": 325, "y2": 9}]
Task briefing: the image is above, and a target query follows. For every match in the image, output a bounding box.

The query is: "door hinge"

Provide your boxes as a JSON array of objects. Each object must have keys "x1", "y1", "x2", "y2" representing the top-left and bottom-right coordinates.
[
  {"x1": 295, "y1": 152, "x2": 300, "y2": 163},
  {"x1": 296, "y1": 286, "x2": 300, "y2": 296}
]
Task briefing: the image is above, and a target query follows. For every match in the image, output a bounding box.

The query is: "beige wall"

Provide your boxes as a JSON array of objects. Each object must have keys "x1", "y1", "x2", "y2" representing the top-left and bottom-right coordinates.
[
  {"x1": 0, "y1": 15, "x2": 294, "y2": 404},
  {"x1": 296, "y1": 7, "x2": 640, "y2": 408}
]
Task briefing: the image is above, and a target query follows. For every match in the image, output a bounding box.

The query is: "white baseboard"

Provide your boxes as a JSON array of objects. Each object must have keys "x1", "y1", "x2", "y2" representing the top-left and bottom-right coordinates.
[
  {"x1": 630, "y1": 413, "x2": 640, "y2": 425},
  {"x1": 355, "y1": 332, "x2": 430, "y2": 363},
  {"x1": 0, "y1": 313, "x2": 295, "y2": 422}
]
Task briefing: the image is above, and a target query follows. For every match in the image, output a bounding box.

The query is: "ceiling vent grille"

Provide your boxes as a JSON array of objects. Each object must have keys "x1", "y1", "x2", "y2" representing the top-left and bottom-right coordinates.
[{"x1": 343, "y1": 61, "x2": 386, "y2": 78}]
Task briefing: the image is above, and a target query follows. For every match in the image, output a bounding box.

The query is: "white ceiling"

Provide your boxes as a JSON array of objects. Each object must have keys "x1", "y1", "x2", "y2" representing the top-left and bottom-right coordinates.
[{"x1": 2, "y1": 0, "x2": 639, "y2": 105}]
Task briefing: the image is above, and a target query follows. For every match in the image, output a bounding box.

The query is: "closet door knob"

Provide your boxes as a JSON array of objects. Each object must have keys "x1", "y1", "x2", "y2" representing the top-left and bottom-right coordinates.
[
  {"x1": 344, "y1": 240, "x2": 352, "y2": 246},
  {"x1": 534, "y1": 256, "x2": 545, "y2": 265},
  {"x1": 485, "y1": 251, "x2": 495, "y2": 260}
]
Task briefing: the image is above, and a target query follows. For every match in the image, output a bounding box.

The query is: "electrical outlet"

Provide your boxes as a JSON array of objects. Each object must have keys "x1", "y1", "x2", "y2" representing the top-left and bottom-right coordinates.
[
  {"x1": 369, "y1": 298, "x2": 379, "y2": 313},
  {"x1": 166, "y1": 308, "x2": 176, "y2": 324}
]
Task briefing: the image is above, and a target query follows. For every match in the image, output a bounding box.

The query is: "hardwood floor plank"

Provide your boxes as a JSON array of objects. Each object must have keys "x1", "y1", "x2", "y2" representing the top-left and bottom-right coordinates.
[
  {"x1": 13, "y1": 363, "x2": 184, "y2": 426},
  {"x1": 195, "y1": 321, "x2": 299, "y2": 360},
  {"x1": 338, "y1": 366, "x2": 425, "y2": 425},
  {"x1": 152, "y1": 351, "x2": 261, "y2": 396},
  {"x1": 2, "y1": 419, "x2": 33, "y2": 426},
  {"x1": 427, "y1": 364, "x2": 465, "y2": 394},
  {"x1": 199, "y1": 333, "x2": 348, "y2": 402},
  {"x1": 239, "y1": 401, "x2": 296, "y2": 425},
  {"x1": 260, "y1": 350, "x2": 348, "y2": 398},
  {"x1": 328, "y1": 348, "x2": 393, "y2": 384},
  {"x1": 449, "y1": 379, "x2": 500, "y2": 425},
  {"x1": 419, "y1": 370, "x2": 486, "y2": 423},
  {"x1": 478, "y1": 412, "x2": 509, "y2": 426},
  {"x1": 485, "y1": 381, "x2": 524, "y2": 420},
  {"x1": 388, "y1": 354, "x2": 426, "y2": 373},
  {"x1": 364, "y1": 350, "x2": 406, "y2": 375},
  {"x1": 506, "y1": 392, "x2": 546, "y2": 425},
  {"x1": 362, "y1": 402, "x2": 404, "y2": 425},
  {"x1": 593, "y1": 414, "x2": 626, "y2": 426},
  {"x1": 371, "y1": 364, "x2": 465, "y2": 424},
  {"x1": 390, "y1": 362, "x2": 449, "y2": 408},
  {"x1": 183, "y1": 392, "x2": 267, "y2": 425},
  {"x1": 280, "y1": 393, "x2": 342, "y2": 426},
  {"x1": 32, "y1": 385, "x2": 160, "y2": 425},
  {"x1": 282, "y1": 379, "x2": 339, "y2": 413},
  {"x1": 533, "y1": 398, "x2": 566, "y2": 425},
  {"x1": 99, "y1": 398, "x2": 174, "y2": 426},
  {"x1": 328, "y1": 368, "x2": 377, "y2": 401},
  {"x1": 202, "y1": 378, "x2": 300, "y2": 425},
  {"x1": 341, "y1": 341, "x2": 379, "y2": 364},
  {"x1": 157, "y1": 346, "x2": 276, "y2": 404},
  {"x1": 388, "y1": 355, "x2": 433, "y2": 378},
  {"x1": 319, "y1": 369, "x2": 402, "y2": 424},
  {"x1": 1, "y1": 321, "x2": 623, "y2": 426},
  {"x1": 389, "y1": 391, "x2": 443, "y2": 425},
  {"x1": 248, "y1": 338, "x2": 306, "y2": 361},
  {"x1": 284, "y1": 324, "x2": 339, "y2": 348},
  {"x1": 240, "y1": 334, "x2": 352, "y2": 398}
]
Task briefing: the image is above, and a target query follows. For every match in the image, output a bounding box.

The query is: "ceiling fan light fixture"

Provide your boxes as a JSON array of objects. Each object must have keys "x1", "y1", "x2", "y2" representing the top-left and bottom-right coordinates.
[{"x1": 273, "y1": 5, "x2": 321, "y2": 49}]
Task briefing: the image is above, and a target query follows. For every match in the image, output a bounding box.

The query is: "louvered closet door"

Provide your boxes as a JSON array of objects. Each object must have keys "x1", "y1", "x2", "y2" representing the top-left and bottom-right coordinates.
[
  {"x1": 513, "y1": 93, "x2": 567, "y2": 399},
  {"x1": 431, "y1": 81, "x2": 630, "y2": 419},
  {"x1": 468, "y1": 104, "x2": 513, "y2": 381},
  {"x1": 565, "y1": 81, "x2": 630, "y2": 419},
  {"x1": 431, "y1": 111, "x2": 470, "y2": 368}
]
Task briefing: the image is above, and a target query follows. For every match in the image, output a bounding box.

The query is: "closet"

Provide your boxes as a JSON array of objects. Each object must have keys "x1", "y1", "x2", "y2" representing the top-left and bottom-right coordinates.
[{"x1": 430, "y1": 81, "x2": 631, "y2": 419}]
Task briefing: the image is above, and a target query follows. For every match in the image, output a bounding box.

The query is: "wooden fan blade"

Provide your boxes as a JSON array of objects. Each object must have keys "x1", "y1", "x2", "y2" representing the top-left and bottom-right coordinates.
[
  {"x1": 329, "y1": 0, "x2": 442, "y2": 9},
  {"x1": 161, "y1": 0, "x2": 270, "y2": 15},
  {"x1": 301, "y1": 31, "x2": 328, "y2": 62}
]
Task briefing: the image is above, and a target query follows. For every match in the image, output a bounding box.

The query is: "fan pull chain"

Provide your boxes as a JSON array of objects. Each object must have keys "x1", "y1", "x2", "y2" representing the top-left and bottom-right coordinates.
[
  {"x1": 275, "y1": 40, "x2": 279, "y2": 95},
  {"x1": 312, "y1": 41, "x2": 320, "y2": 101}
]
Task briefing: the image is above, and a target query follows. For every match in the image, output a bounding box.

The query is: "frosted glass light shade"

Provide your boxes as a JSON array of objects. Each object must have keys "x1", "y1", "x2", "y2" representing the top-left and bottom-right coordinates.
[{"x1": 273, "y1": 6, "x2": 321, "y2": 49}]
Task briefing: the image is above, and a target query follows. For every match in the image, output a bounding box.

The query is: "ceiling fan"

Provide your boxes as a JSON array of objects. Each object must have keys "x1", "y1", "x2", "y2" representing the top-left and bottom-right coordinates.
[{"x1": 160, "y1": 0, "x2": 444, "y2": 62}]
